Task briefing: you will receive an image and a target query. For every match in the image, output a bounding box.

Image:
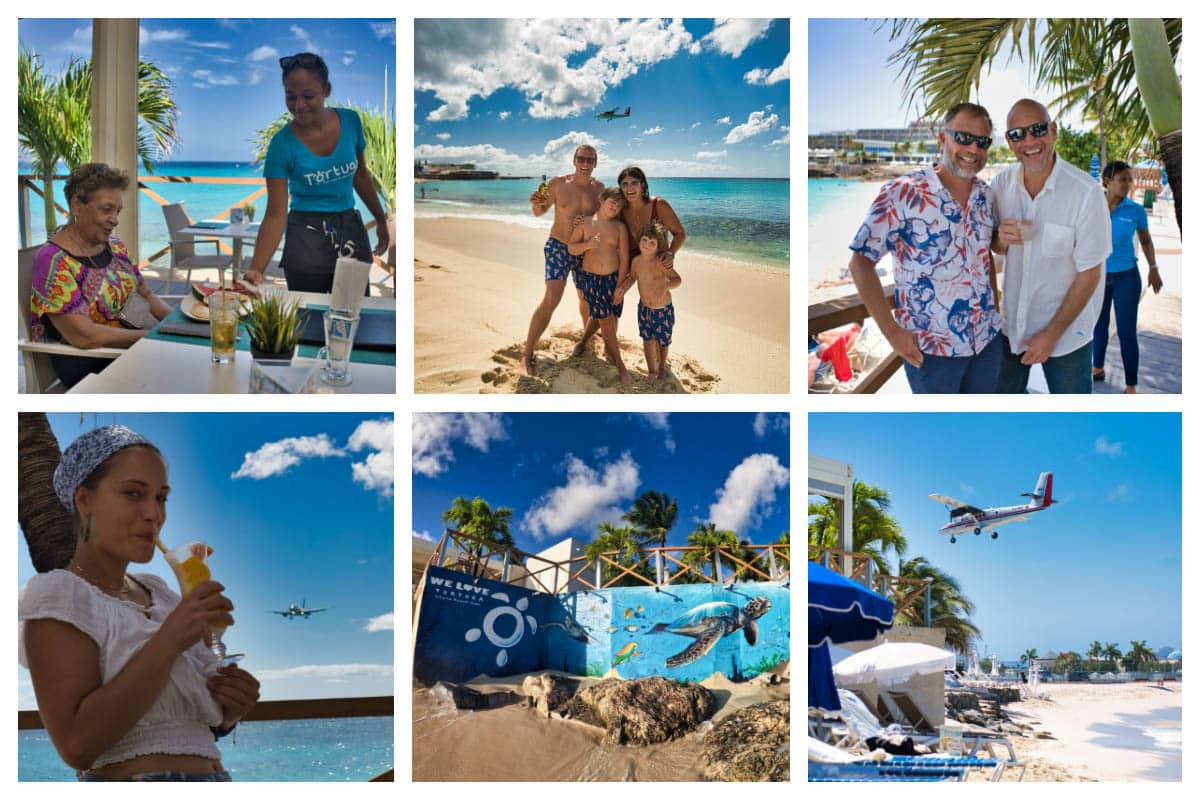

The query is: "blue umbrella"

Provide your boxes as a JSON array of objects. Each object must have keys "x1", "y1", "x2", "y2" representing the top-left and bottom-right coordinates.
[
  {"x1": 1089, "y1": 154, "x2": 1100, "y2": 181},
  {"x1": 808, "y1": 562, "x2": 895, "y2": 711}
]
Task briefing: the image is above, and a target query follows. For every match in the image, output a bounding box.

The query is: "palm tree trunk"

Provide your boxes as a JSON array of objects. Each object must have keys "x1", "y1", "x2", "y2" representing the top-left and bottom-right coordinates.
[
  {"x1": 40, "y1": 165, "x2": 57, "y2": 235},
  {"x1": 17, "y1": 412, "x2": 75, "y2": 572},
  {"x1": 1096, "y1": 98, "x2": 1107, "y2": 171},
  {"x1": 1129, "y1": 18, "x2": 1182, "y2": 231}
]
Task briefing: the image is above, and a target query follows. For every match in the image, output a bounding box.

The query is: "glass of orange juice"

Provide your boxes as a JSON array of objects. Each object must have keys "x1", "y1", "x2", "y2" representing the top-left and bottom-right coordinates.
[{"x1": 164, "y1": 541, "x2": 243, "y2": 669}]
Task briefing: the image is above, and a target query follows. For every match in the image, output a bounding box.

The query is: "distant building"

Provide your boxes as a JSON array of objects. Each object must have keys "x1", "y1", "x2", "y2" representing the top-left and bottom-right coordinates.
[
  {"x1": 809, "y1": 122, "x2": 940, "y2": 163},
  {"x1": 415, "y1": 160, "x2": 499, "y2": 180}
]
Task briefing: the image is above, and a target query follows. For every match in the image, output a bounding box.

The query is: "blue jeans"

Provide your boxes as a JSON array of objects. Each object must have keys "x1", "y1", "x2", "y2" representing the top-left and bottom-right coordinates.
[
  {"x1": 996, "y1": 333, "x2": 1093, "y2": 394},
  {"x1": 902, "y1": 334, "x2": 1002, "y2": 393},
  {"x1": 1092, "y1": 268, "x2": 1141, "y2": 386}
]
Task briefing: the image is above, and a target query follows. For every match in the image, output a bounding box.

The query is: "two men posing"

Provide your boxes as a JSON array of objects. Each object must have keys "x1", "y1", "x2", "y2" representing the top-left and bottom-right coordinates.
[{"x1": 849, "y1": 99, "x2": 1111, "y2": 394}]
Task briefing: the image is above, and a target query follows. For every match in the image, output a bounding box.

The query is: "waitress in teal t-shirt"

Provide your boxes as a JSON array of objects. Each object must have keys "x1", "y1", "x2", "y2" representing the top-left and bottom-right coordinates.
[
  {"x1": 243, "y1": 53, "x2": 390, "y2": 292},
  {"x1": 1091, "y1": 161, "x2": 1162, "y2": 393}
]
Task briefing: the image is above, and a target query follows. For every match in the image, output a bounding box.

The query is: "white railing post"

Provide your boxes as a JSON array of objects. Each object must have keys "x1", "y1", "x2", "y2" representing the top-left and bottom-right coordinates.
[
  {"x1": 655, "y1": 549, "x2": 664, "y2": 586},
  {"x1": 713, "y1": 550, "x2": 723, "y2": 583},
  {"x1": 501, "y1": 550, "x2": 510, "y2": 583},
  {"x1": 594, "y1": 559, "x2": 602, "y2": 589},
  {"x1": 767, "y1": 546, "x2": 778, "y2": 581}
]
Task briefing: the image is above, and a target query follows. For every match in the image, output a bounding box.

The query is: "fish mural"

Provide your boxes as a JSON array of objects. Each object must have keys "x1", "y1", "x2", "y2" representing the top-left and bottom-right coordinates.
[{"x1": 613, "y1": 642, "x2": 641, "y2": 665}]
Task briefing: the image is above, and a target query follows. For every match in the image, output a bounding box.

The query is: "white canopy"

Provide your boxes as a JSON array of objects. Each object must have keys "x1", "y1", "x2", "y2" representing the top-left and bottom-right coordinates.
[{"x1": 833, "y1": 641, "x2": 956, "y2": 688}]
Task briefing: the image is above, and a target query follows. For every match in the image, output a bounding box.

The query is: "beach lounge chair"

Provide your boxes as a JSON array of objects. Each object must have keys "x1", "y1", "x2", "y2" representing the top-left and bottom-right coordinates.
[
  {"x1": 18, "y1": 245, "x2": 123, "y2": 393},
  {"x1": 162, "y1": 203, "x2": 234, "y2": 293},
  {"x1": 882, "y1": 690, "x2": 935, "y2": 731},
  {"x1": 808, "y1": 738, "x2": 1003, "y2": 782}
]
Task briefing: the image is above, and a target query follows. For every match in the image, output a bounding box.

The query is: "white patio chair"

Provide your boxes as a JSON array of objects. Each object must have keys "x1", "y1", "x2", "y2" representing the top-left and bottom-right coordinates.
[
  {"x1": 162, "y1": 202, "x2": 234, "y2": 292},
  {"x1": 18, "y1": 245, "x2": 123, "y2": 393}
]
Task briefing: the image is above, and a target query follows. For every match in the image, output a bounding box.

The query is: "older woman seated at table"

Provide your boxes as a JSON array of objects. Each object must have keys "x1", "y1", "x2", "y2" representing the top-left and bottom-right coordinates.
[{"x1": 30, "y1": 163, "x2": 171, "y2": 387}]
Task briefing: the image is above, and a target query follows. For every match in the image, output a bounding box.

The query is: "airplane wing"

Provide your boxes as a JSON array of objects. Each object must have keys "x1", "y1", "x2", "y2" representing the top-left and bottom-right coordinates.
[
  {"x1": 929, "y1": 493, "x2": 971, "y2": 509},
  {"x1": 986, "y1": 515, "x2": 1027, "y2": 529},
  {"x1": 269, "y1": 611, "x2": 290, "y2": 616},
  {"x1": 306, "y1": 608, "x2": 328, "y2": 615}
]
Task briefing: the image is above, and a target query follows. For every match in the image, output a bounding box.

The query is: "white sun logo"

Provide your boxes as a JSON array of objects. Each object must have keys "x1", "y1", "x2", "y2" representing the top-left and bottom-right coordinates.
[{"x1": 464, "y1": 593, "x2": 538, "y2": 668}]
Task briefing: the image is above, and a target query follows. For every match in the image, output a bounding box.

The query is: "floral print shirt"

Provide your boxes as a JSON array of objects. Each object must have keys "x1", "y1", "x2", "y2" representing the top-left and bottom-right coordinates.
[
  {"x1": 850, "y1": 167, "x2": 1000, "y2": 357},
  {"x1": 30, "y1": 238, "x2": 142, "y2": 343}
]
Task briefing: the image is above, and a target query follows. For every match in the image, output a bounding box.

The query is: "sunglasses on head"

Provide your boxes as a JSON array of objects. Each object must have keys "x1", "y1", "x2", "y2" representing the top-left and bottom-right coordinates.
[
  {"x1": 279, "y1": 53, "x2": 323, "y2": 71},
  {"x1": 1005, "y1": 121, "x2": 1052, "y2": 142},
  {"x1": 944, "y1": 129, "x2": 992, "y2": 150}
]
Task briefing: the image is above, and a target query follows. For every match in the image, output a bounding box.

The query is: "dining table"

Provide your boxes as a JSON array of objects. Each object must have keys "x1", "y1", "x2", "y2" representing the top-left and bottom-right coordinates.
[
  {"x1": 178, "y1": 219, "x2": 260, "y2": 272},
  {"x1": 68, "y1": 291, "x2": 396, "y2": 394}
]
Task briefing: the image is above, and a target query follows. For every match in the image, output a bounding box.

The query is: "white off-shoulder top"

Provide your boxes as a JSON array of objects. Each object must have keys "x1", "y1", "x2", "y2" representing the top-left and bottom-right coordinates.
[{"x1": 18, "y1": 570, "x2": 223, "y2": 769}]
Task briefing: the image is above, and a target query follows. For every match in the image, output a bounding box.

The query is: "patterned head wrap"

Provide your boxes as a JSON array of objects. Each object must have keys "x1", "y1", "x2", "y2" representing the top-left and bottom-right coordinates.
[{"x1": 53, "y1": 425, "x2": 151, "y2": 512}]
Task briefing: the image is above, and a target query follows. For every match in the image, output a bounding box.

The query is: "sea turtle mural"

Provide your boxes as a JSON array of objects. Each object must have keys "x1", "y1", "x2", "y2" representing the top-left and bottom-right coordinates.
[
  {"x1": 542, "y1": 611, "x2": 593, "y2": 643},
  {"x1": 649, "y1": 597, "x2": 771, "y2": 668}
]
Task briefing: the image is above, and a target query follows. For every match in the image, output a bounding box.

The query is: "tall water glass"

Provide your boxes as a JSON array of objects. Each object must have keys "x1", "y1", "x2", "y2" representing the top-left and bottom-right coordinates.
[
  {"x1": 321, "y1": 310, "x2": 358, "y2": 386},
  {"x1": 208, "y1": 291, "x2": 240, "y2": 364}
]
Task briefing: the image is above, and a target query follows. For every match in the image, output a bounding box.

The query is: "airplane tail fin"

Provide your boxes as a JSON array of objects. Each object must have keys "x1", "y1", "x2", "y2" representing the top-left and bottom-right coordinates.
[{"x1": 1036, "y1": 472, "x2": 1052, "y2": 507}]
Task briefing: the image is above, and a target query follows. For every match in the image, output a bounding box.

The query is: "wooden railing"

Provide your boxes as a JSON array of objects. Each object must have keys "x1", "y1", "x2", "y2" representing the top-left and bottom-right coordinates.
[
  {"x1": 809, "y1": 287, "x2": 901, "y2": 393},
  {"x1": 426, "y1": 529, "x2": 790, "y2": 593},
  {"x1": 809, "y1": 545, "x2": 932, "y2": 626},
  {"x1": 19, "y1": 695, "x2": 394, "y2": 780}
]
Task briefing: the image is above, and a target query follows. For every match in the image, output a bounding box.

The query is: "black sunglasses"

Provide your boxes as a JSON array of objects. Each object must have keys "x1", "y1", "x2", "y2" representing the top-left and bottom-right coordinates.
[
  {"x1": 944, "y1": 129, "x2": 992, "y2": 150},
  {"x1": 1005, "y1": 121, "x2": 1052, "y2": 142},
  {"x1": 279, "y1": 53, "x2": 324, "y2": 71},
  {"x1": 575, "y1": 155, "x2": 597, "y2": 164}
]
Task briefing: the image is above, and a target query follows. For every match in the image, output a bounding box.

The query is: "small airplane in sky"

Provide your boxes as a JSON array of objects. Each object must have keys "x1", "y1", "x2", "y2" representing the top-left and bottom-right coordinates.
[
  {"x1": 595, "y1": 105, "x2": 631, "y2": 121},
  {"x1": 930, "y1": 472, "x2": 1057, "y2": 543},
  {"x1": 270, "y1": 599, "x2": 328, "y2": 620}
]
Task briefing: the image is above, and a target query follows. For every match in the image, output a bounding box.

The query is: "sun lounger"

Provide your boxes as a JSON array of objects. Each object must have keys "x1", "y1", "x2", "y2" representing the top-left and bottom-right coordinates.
[{"x1": 882, "y1": 690, "x2": 935, "y2": 731}]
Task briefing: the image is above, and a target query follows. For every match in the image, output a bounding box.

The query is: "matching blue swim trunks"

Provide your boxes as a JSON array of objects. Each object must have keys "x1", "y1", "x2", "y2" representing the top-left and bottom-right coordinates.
[
  {"x1": 577, "y1": 271, "x2": 624, "y2": 319},
  {"x1": 638, "y1": 302, "x2": 675, "y2": 346},
  {"x1": 544, "y1": 237, "x2": 582, "y2": 283}
]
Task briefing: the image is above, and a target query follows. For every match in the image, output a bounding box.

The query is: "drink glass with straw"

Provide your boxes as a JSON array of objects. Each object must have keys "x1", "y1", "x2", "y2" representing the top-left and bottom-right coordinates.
[{"x1": 156, "y1": 537, "x2": 243, "y2": 671}]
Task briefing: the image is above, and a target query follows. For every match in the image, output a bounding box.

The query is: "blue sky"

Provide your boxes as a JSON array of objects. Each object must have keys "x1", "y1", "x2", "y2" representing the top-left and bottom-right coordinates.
[
  {"x1": 413, "y1": 413, "x2": 791, "y2": 553},
  {"x1": 18, "y1": 18, "x2": 395, "y2": 162},
  {"x1": 809, "y1": 19, "x2": 1092, "y2": 135},
  {"x1": 18, "y1": 413, "x2": 394, "y2": 709},
  {"x1": 415, "y1": 19, "x2": 790, "y2": 178},
  {"x1": 809, "y1": 413, "x2": 1182, "y2": 659}
]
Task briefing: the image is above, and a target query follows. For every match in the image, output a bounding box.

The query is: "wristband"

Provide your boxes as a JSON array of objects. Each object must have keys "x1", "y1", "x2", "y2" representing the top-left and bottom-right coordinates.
[{"x1": 1148, "y1": 265, "x2": 1159, "y2": 270}]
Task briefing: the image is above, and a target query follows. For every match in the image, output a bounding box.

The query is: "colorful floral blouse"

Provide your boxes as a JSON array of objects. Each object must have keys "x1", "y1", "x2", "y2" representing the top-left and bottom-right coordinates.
[
  {"x1": 850, "y1": 167, "x2": 1001, "y2": 357},
  {"x1": 30, "y1": 238, "x2": 143, "y2": 343}
]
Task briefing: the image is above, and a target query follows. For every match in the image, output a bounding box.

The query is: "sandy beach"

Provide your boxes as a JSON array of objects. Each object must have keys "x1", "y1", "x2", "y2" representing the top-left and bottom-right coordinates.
[
  {"x1": 995, "y1": 682, "x2": 1182, "y2": 781},
  {"x1": 415, "y1": 217, "x2": 789, "y2": 393},
  {"x1": 412, "y1": 670, "x2": 789, "y2": 781}
]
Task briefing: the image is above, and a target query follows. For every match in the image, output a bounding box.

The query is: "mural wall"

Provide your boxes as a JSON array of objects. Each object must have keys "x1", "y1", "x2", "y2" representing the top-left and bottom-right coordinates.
[{"x1": 414, "y1": 566, "x2": 790, "y2": 685}]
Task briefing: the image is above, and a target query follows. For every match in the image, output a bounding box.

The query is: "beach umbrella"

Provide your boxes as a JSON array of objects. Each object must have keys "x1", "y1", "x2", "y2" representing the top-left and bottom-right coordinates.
[
  {"x1": 832, "y1": 641, "x2": 956, "y2": 689},
  {"x1": 808, "y1": 562, "x2": 895, "y2": 710},
  {"x1": 1090, "y1": 154, "x2": 1100, "y2": 181},
  {"x1": 991, "y1": 652, "x2": 1000, "y2": 677}
]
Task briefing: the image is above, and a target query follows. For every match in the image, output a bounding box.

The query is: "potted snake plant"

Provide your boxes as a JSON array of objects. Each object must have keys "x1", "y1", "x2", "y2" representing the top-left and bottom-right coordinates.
[{"x1": 243, "y1": 292, "x2": 302, "y2": 362}]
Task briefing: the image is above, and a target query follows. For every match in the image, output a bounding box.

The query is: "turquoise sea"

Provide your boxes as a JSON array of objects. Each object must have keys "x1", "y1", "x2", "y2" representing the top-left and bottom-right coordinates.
[
  {"x1": 416, "y1": 177, "x2": 790, "y2": 270},
  {"x1": 18, "y1": 716, "x2": 393, "y2": 782},
  {"x1": 17, "y1": 161, "x2": 376, "y2": 265}
]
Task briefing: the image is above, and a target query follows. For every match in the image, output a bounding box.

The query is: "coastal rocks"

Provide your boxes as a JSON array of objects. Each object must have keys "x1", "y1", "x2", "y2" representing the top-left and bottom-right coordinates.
[
  {"x1": 520, "y1": 673, "x2": 575, "y2": 718},
  {"x1": 700, "y1": 700, "x2": 790, "y2": 782},
  {"x1": 433, "y1": 681, "x2": 522, "y2": 711},
  {"x1": 945, "y1": 690, "x2": 981, "y2": 711},
  {"x1": 573, "y1": 677, "x2": 715, "y2": 745}
]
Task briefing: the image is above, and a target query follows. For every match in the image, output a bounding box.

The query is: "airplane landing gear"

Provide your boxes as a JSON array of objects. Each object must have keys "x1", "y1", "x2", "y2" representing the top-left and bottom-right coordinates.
[
  {"x1": 991, "y1": 532, "x2": 998, "y2": 540},
  {"x1": 974, "y1": 527, "x2": 982, "y2": 535},
  {"x1": 950, "y1": 536, "x2": 957, "y2": 543}
]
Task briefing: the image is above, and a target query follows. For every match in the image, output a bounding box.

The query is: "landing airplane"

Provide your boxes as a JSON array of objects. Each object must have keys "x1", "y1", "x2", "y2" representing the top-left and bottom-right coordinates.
[
  {"x1": 930, "y1": 472, "x2": 1057, "y2": 543},
  {"x1": 270, "y1": 599, "x2": 328, "y2": 619},
  {"x1": 595, "y1": 105, "x2": 631, "y2": 121}
]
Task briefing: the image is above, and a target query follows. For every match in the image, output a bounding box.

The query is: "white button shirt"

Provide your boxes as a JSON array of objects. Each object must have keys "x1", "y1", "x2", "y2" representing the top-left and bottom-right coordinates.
[{"x1": 990, "y1": 155, "x2": 1111, "y2": 357}]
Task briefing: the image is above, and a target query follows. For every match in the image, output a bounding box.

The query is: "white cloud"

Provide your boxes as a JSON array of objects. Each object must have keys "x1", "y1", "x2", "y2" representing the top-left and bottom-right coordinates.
[
  {"x1": 436, "y1": 132, "x2": 451, "y2": 140},
  {"x1": 716, "y1": 115, "x2": 732, "y2": 125},
  {"x1": 709, "y1": 454, "x2": 790, "y2": 533},
  {"x1": 498, "y1": 111, "x2": 511, "y2": 120},
  {"x1": 348, "y1": 419, "x2": 394, "y2": 497},
  {"x1": 702, "y1": 19, "x2": 772, "y2": 58},
  {"x1": 342, "y1": 49, "x2": 357, "y2": 66},
  {"x1": 691, "y1": 121, "x2": 702, "y2": 129},
  {"x1": 640, "y1": 413, "x2": 675, "y2": 453},
  {"x1": 725, "y1": 109, "x2": 779, "y2": 144},
  {"x1": 744, "y1": 52, "x2": 790, "y2": 85},
  {"x1": 415, "y1": 19, "x2": 695, "y2": 121},
  {"x1": 696, "y1": 150, "x2": 727, "y2": 160},
  {"x1": 248, "y1": 45, "x2": 278, "y2": 62},
  {"x1": 412, "y1": 413, "x2": 506, "y2": 477},
  {"x1": 141, "y1": 28, "x2": 189, "y2": 45},
  {"x1": 413, "y1": 530, "x2": 435, "y2": 542},
  {"x1": 523, "y1": 452, "x2": 640, "y2": 539},
  {"x1": 1095, "y1": 436, "x2": 1123, "y2": 456},
  {"x1": 752, "y1": 412, "x2": 789, "y2": 438},
  {"x1": 291, "y1": 24, "x2": 319, "y2": 54},
  {"x1": 254, "y1": 663, "x2": 393, "y2": 681},
  {"x1": 231, "y1": 435, "x2": 343, "y2": 480},
  {"x1": 370, "y1": 22, "x2": 395, "y2": 41},
  {"x1": 643, "y1": 126, "x2": 663, "y2": 136},
  {"x1": 1109, "y1": 482, "x2": 1133, "y2": 502},
  {"x1": 365, "y1": 612, "x2": 394, "y2": 632},
  {"x1": 191, "y1": 69, "x2": 238, "y2": 88},
  {"x1": 769, "y1": 125, "x2": 791, "y2": 147}
]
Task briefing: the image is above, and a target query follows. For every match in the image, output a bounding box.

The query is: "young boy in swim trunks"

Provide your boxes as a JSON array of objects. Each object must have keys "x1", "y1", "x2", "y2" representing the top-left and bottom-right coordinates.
[
  {"x1": 569, "y1": 187, "x2": 631, "y2": 385},
  {"x1": 614, "y1": 221, "x2": 681, "y2": 381}
]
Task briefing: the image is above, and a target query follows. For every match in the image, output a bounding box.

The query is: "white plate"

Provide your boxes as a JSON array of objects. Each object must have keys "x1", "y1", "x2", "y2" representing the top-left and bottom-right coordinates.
[{"x1": 180, "y1": 292, "x2": 252, "y2": 322}]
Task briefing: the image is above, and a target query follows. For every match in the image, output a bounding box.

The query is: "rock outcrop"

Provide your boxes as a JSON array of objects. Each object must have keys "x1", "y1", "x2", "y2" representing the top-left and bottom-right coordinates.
[
  {"x1": 520, "y1": 673, "x2": 575, "y2": 718},
  {"x1": 573, "y1": 677, "x2": 715, "y2": 745}
]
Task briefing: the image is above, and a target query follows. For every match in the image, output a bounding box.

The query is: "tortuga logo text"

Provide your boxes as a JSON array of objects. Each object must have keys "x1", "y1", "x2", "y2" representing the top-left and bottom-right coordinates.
[{"x1": 463, "y1": 592, "x2": 538, "y2": 669}]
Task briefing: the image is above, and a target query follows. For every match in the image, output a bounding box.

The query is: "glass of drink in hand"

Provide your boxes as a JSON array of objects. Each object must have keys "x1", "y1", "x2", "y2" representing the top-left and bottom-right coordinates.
[{"x1": 164, "y1": 541, "x2": 243, "y2": 670}]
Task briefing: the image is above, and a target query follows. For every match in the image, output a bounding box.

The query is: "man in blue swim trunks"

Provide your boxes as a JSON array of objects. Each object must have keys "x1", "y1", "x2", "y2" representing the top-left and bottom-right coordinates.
[{"x1": 520, "y1": 144, "x2": 605, "y2": 376}]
